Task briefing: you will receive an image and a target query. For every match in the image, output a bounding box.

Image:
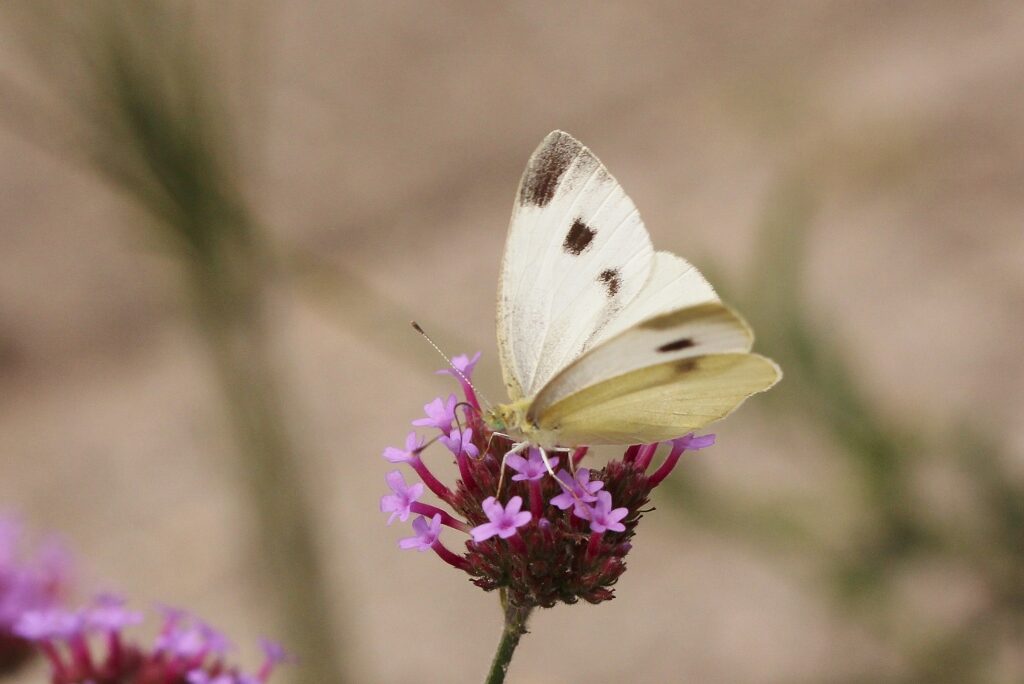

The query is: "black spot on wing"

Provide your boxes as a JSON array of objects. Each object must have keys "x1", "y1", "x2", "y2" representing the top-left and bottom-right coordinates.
[
  {"x1": 657, "y1": 337, "x2": 694, "y2": 353},
  {"x1": 598, "y1": 268, "x2": 620, "y2": 297},
  {"x1": 520, "y1": 135, "x2": 577, "y2": 207},
  {"x1": 563, "y1": 219, "x2": 596, "y2": 255}
]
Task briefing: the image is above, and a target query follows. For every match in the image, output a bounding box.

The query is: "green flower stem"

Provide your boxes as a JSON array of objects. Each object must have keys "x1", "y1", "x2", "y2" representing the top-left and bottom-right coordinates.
[{"x1": 485, "y1": 592, "x2": 533, "y2": 684}]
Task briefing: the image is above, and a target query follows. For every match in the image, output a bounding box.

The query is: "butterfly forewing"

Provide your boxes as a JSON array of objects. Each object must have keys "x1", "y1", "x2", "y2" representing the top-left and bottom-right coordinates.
[
  {"x1": 591, "y1": 251, "x2": 719, "y2": 344},
  {"x1": 497, "y1": 131, "x2": 655, "y2": 401},
  {"x1": 533, "y1": 353, "x2": 781, "y2": 445},
  {"x1": 527, "y1": 301, "x2": 755, "y2": 420}
]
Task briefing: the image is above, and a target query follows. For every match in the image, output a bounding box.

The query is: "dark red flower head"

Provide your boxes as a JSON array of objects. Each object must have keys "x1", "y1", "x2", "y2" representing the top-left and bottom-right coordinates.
[{"x1": 382, "y1": 353, "x2": 714, "y2": 609}]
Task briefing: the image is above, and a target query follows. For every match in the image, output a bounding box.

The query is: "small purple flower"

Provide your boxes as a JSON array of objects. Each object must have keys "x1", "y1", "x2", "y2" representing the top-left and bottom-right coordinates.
[
  {"x1": 382, "y1": 431, "x2": 426, "y2": 464},
  {"x1": 0, "y1": 515, "x2": 74, "y2": 674},
  {"x1": 435, "y1": 351, "x2": 481, "y2": 383},
  {"x1": 471, "y1": 497, "x2": 532, "y2": 542},
  {"x1": 677, "y1": 432, "x2": 716, "y2": 450},
  {"x1": 82, "y1": 592, "x2": 144, "y2": 633},
  {"x1": 550, "y1": 468, "x2": 603, "y2": 510},
  {"x1": 648, "y1": 432, "x2": 716, "y2": 486},
  {"x1": 440, "y1": 427, "x2": 480, "y2": 459},
  {"x1": 507, "y1": 448, "x2": 558, "y2": 482},
  {"x1": 437, "y1": 352, "x2": 483, "y2": 409},
  {"x1": 13, "y1": 608, "x2": 82, "y2": 640},
  {"x1": 153, "y1": 608, "x2": 233, "y2": 663},
  {"x1": 380, "y1": 471, "x2": 425, "y2": 525},
  {"x1": 159, "y1": 621, "x2": 208, "y2": 658},
  {"x1": 202, "y1": 622, "x2": 234, "y2": 657},
  {"x1": 259, "y1": 638, "x2": 290, "y2": 668},
  {"x1": 412, "y1": 394, "x2": 459, "y2": 434},
  {"x1": 0, "y1": 518, "x2": 73, "y2": 628},
  {"x1": 577, "y1": 491, "x2": 628, "y2": 533},
  {"x1": 399, "y1": 514, "x2": 443, "y2": 551}
]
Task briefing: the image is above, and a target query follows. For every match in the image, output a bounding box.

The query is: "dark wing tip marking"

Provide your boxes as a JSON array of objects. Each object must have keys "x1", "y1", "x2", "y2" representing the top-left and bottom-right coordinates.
[
  {"x1": 657, "y1": 337, "x2": 695, "y2": 353},
  {"x1": 598, "y1": 268, "x2": 621, "y2": 297},
  {"x1": 519, "y1": 133, "x2": 578, "y2": 208},
  {"x1": 563, "y1": 218, "x2": 596, "y2": 255}
]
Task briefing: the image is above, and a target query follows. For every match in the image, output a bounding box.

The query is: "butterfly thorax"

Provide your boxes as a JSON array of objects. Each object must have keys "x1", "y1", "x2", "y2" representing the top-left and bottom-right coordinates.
[{"x1": 484, "y1": 399, "x2": 539, "y2": 443}]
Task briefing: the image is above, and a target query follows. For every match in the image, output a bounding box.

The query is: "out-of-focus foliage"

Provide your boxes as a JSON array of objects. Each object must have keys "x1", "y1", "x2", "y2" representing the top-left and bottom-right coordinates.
[
  {"x1": 663, "y1": 178, "x2": 1024, "y2": 684},
  {"x1": 1, "y1": 4, "x2": 348, "y2": 684}
]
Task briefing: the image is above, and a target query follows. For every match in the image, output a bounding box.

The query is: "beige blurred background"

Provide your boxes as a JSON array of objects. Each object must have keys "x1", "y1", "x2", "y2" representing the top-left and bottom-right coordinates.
[{"x1": 0, "y1": 2, "x2": 1022, "y2": 683}]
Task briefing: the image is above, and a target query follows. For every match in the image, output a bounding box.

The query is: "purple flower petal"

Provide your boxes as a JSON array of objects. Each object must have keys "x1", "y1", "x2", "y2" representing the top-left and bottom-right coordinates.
[
  {"x1": 470, "y1": 496, "x2": 532, "y2": 542},
  {"x1": 260, "y1": 638, "x2": 290, "y2": 666},
  {"x1": 84, "y1": 593, "x2": 143, "y2": 631},
  {"x1": 674, "y1": 432, "x2": 716, "y2": 451},
  {"x1": 435, "y1": 352, "x2": 481, "y2": 382},
  {"x1": 380, "y1": 471, "x2": 425, "y2": 525},
  {"x1": 439, "y1": 428, "x2": 479, "y2": 458},
  {"x1": 507, "y1": 449, "x2": 558, "y2": 482},
  {"x1": 578, "y1": 491, "x2": 629, "y2": 534},
  {"x1": 399, "y1": 515, "x2": 442, "y2": 551},
  {"x1": 550, "y1": 468, "x2": 602, "y2": 510},
  {"x1": 14, "y1": 608, "x2": 83, "y2": 641},
  {"x1": 0, "y1": 516, "x2": 74, "y2": 630},
  {"x1": 382, "y1": 432, "x2": 426, "y2": 464},
  {"x1": 411, "y1": 394, "x2": 458, "y2": 434}
]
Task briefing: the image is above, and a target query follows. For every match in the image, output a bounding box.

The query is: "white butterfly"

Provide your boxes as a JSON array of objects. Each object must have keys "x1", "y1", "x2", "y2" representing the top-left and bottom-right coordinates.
[{"x1": 481, "y1": 131, "x2": 780, "y2": 460}]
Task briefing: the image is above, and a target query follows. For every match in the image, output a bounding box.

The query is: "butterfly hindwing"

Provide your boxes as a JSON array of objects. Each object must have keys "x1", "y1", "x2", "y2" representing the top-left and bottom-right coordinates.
[
  {"x1": 527, "y1": 301, "x2": 757, "y2": 422},
  {"x1": 532, "y1": 352, "x2": 781, "y2": 445},
  {"x1": 497, "y1": 131, "x2": 655, "y2": 402}
]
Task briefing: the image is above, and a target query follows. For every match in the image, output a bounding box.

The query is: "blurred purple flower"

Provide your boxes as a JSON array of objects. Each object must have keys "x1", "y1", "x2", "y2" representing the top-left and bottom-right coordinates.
[
  {"x1": 16, "y1": 595, "x2": 287, "y2": 684},
  {"x1": 0, "y1": 515, "x2": 74, "y2": 674}
]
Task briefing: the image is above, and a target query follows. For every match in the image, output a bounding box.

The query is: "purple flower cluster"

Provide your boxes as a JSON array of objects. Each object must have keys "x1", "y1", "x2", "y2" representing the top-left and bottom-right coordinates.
[
  {"x1": 381, "y1": 353, "x2": 715, "y2": 608},
  {"x1": 0, "y1": 515, "x2": 73, "y2": 674},
  {"x1": 14, "y1": 595, "x2": 287, "y2": 684}
]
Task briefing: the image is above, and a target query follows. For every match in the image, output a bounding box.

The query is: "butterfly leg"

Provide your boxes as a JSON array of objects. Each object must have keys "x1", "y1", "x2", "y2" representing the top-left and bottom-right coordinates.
[
  {"x1": 484, "y1": 430, "x2": 516, "y2": 460},
  {"x1": 540, "y1": 446, "x2": 589, "y2": 507},
  {"x1": 538, "y1": 446, "x2": 558, "y2": 480},
  {"x1": 495, "y1": 441, "x2": 530, "y2": 498}
]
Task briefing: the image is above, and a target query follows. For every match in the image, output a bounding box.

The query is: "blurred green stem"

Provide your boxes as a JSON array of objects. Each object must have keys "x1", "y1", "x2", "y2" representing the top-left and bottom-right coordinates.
[
  {"x1": 189, "y1": 252, "x2": 346, "y2": 684},
  {"x1": 485, "y1": 591, "x2": 532, "y2": 684}
]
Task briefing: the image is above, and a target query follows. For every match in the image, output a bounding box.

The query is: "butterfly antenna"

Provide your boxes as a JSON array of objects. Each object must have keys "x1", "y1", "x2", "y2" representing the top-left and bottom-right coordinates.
[{"x1": 411, "y1": 321, "x2": 492, "y2": 409}]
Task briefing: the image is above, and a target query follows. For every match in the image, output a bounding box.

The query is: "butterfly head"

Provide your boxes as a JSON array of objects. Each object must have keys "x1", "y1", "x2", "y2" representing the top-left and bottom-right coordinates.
[{"x1": 483, "y1": 400, "x2": 532, "y2": 440}]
